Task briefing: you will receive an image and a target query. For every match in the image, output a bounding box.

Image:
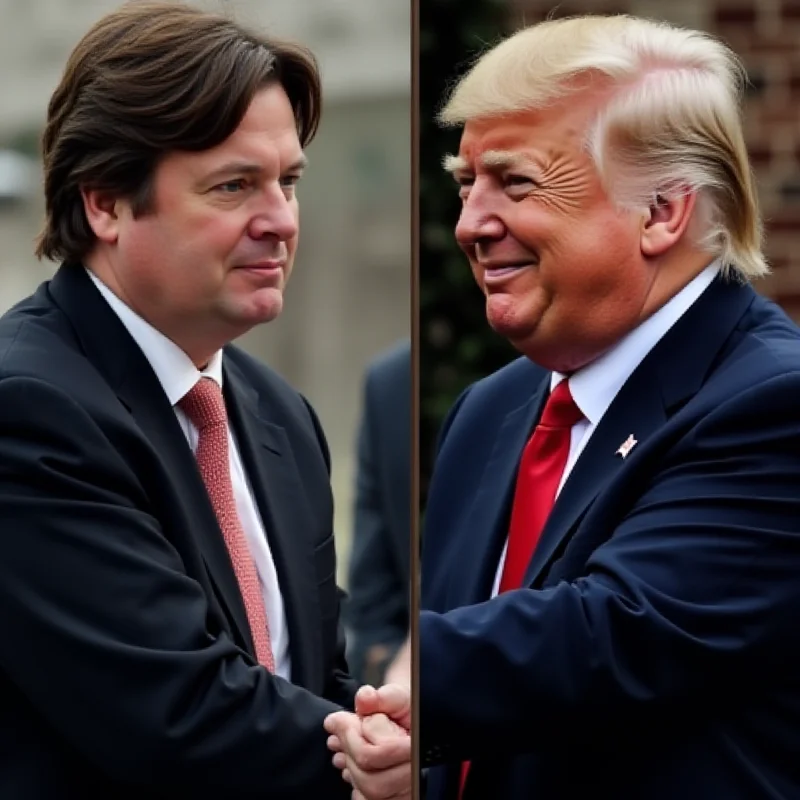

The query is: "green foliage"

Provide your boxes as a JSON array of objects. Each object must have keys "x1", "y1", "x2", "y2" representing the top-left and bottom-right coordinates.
[{"x1": 419, "y1": 0, "x2": 518, "y2": 503}]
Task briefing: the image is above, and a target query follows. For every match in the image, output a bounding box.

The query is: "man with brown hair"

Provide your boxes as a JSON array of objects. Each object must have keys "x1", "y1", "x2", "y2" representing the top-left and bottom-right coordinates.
[{"x1": 0, "y1": 2, "x2": 406, "y2": 797}]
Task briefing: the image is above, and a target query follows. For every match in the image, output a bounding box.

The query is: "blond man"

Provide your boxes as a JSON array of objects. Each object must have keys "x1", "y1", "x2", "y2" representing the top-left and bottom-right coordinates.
[{"x1": 408, "y1": 14, "x2": 798, "y2": 800}]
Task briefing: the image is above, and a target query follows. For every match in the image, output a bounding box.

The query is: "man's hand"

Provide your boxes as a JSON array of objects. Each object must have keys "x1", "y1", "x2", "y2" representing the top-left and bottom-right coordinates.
[
  {"x1": 324, "y1": 710, "x2": 410, "y2": 799},
  {"x1": 355, "y1": 683, "x2": 411, "y2": 731},
  {"x1": 323, "y1": 683, "x2": 412, "y2": 798}
]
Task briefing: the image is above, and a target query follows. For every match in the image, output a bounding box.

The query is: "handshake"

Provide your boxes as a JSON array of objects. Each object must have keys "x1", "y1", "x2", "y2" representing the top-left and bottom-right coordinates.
[{"x1": 324, "y1": 683, "x2": 412, "y2": 799}]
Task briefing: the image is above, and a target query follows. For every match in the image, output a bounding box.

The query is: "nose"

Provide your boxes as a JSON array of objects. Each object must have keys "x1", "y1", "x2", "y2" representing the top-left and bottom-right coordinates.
[
  {"x1": 455, "y1": 184, "x2": 505, "y2": 248},
  {"x1": 248, "y1": 186, "x2": 298, "y2": 242}
]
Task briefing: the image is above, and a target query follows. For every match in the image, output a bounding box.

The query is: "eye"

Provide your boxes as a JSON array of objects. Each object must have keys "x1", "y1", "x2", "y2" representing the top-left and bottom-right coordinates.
[
  {"x1": 215, "y1": 179, "x2": 248, "y2": 193},
  {"x1": 503, "y1": 174, "x2": 538, "y2": 199},
  {"x1": 505, "y1": 174, "x2": 536, "y2": 188},
  {"x1": 280, "y1": 174, "x2": 302, "y2": 193},
  {"x1": 455, "y1": 174, "x2": 474, "y2": 200}
]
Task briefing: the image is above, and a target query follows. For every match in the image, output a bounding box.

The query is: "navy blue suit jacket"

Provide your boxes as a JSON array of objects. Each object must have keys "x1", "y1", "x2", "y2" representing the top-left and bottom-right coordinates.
[{"x1": 420, "y1": 277, "x2": 800, "y2": 799}]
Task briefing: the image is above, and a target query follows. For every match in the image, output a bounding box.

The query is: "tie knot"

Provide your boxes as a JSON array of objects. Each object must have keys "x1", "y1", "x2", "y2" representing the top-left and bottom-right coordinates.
[
  {"x1": 540, "y1": 380, "x2": 583, "y2": 429},
  {"x1": 179, "y1": 377, "x2": 227, "y2": 430}
]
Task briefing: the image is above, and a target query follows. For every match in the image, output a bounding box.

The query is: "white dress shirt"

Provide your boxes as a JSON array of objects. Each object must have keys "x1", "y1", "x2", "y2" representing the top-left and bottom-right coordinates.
[
  {"x1": 88, "y1": 270, "x2": 291, "y2": 679},
  {"x1": 491, "y1": 261, "x2": 721, "y2": 596}
]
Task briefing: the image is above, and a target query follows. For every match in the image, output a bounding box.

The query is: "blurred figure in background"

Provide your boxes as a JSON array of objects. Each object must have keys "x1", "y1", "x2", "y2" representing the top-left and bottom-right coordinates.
[{"x1": 345, "y1": 338, "x2": 411, "y2": 686}]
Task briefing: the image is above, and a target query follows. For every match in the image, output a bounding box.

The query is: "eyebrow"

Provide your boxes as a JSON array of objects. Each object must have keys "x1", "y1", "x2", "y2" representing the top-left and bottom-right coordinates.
[
  {"x1": 442, "y1": 154, "x2": 468, "y2": 173},
  {"x1": 442, "y1": 150, "x2": 534, "y2": 174},
  {"x1": 204, "y1": 155, "x2": 309, "y2": 182}
]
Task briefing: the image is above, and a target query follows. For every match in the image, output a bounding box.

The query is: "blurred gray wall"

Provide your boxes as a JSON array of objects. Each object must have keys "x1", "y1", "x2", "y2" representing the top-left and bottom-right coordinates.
[{"x1": 0, "y1": 0, "x2": 411, "y2": 584}]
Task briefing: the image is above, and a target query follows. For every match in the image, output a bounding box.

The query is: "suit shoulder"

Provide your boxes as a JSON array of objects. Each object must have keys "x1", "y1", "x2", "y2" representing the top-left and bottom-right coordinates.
[
  {"x1": 364, "y1": 340, "x2": 410, "y2": 410},
  {"x1": 366, "y1": 339, "x2": 410, "y2": 382},
  {"x1": 0, "y1": 290, "x2": 105, "y2": 396},
  {"x1": 0, "y1": 284, "x2": 53, "y2": 368},
  {"x1": 717, "y1": 293, "x2": 800, "y2": 389},
  {"x1": 743, "y1": 293, "x2": 800, "y2": 367}
]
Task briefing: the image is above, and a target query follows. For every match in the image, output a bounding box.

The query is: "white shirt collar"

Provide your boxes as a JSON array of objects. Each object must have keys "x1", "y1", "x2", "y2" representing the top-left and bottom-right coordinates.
[
  {"x1": 86, "y1": 268, "x2": 223, "y2": 406},
  {"x1": 551, "y1": 261, "x2": 721, "y2": 425}
]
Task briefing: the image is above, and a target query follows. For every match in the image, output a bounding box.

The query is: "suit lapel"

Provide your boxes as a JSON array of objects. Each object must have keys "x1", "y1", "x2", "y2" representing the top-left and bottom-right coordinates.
[
  {"x1": 455, "y1": 377, "x2": 550, "y2": 605},
  {"x1": 48, "y1": 264, "x2": 256, "y2": 655},
  {"x1": 524, "y1": 275, "x2": 758, "y2": 586},
  {"x1": 524, "y1": 362, "x2": 667, "y2": 585},
  {"x1": 223, "y1": 360, "x2": 322, "y2": 690}
]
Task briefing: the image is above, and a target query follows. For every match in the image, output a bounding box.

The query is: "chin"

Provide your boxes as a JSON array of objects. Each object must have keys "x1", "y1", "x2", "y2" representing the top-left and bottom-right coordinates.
[
  {"x1": 251, "y1": 303, "x2": 283, "y2": 325},
  {"x1": 251, "y1": 286, "x2": 285, "y2": 318},
  {"x1": 486, "y1": 299, "x2": 537, "y2": 342},
  {"x1": 224, "y1": 291, "x2": 284, "y2": 329}
]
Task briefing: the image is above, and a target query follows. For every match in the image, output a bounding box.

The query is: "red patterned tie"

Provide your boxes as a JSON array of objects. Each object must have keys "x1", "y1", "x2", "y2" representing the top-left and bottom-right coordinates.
[
  {"x1": 179, "y1": 377, "x2": 275, "y2": 671},
  {"x1": 459, "y1": 379, "x2": 582, "y2": 798}
]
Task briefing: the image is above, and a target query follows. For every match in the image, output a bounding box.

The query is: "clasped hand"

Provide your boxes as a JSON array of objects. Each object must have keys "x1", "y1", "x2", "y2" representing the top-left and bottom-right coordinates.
[{"x1": 324, "y1": 683, "x2": 411, "y2": 799}]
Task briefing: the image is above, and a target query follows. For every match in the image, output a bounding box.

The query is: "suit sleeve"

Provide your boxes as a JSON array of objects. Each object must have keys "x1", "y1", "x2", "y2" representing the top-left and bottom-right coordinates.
[
  {"x1": 420, "y1": 373, "x2": 800, "y2": 760},
  {"x1": 0, "y1": 376, "x2": 352, "y2": 799},
  {"x1": 346, "y1": 365, "x2": 408, "y2": 676},
  {"x1": 300, "y1": 394, "x2": 360, "y2": 709}
]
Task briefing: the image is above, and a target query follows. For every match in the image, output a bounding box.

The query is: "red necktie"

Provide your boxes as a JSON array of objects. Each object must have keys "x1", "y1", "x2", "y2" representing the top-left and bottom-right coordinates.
[
  {"x1": 458, "y1": 380, "x2": 582, "y2": 798},
  {"x1": 499, "y1": 379, "x2": 583, "y2": 592},
  {"x1": 179, "y1": 378, "x2": 275, "y2": 671}
]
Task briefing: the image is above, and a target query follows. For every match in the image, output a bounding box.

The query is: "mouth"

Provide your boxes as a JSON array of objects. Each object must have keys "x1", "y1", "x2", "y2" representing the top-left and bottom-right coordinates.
[
  {"x1": 234, "y1": 260, "x2": 286, "y2": 288},
  {"x1": 481, "y1": 261, "x2": 537, "y2": 286},
  {"x1": 237, "y1": 260, "x2": 286, "y2": 273}
]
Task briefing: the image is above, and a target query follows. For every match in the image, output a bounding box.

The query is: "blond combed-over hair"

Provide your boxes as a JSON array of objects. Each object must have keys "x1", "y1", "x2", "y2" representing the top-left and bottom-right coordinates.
[{"x1": 439, "y1": 15, "x2": 767, "y2": 280}]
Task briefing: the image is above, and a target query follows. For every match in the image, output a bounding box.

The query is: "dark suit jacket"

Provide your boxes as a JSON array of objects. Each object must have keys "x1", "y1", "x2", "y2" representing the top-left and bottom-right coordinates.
[
  {"x1": 420, "y1": 276, "x2": 800, "y2": 799},
  {"x1": 0, "y1": 264, "x2": 358, "y2": 798},
  {"x1": 345, "y1": 340, "x2": 410, "y2": 683}
]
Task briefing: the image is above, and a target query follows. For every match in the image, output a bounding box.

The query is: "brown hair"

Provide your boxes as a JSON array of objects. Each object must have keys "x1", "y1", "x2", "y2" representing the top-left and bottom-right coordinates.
[{"x1": 36, "y1": 0, "x2": 322, "y2": 263}]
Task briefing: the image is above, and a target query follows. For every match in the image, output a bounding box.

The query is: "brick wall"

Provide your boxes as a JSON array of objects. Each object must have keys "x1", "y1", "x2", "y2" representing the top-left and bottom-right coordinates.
[{"x1": 509, "y1": 0, "x2": 800, "y2": 319}]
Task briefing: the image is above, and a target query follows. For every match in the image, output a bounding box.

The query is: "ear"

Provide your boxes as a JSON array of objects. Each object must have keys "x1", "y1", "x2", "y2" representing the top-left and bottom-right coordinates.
[
  {"x1": 640, "y1": 191, "x2": 696, "y2": 258},
  {"x1": 80, "y1": 187, "x2": 123, "y2": 245}
]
